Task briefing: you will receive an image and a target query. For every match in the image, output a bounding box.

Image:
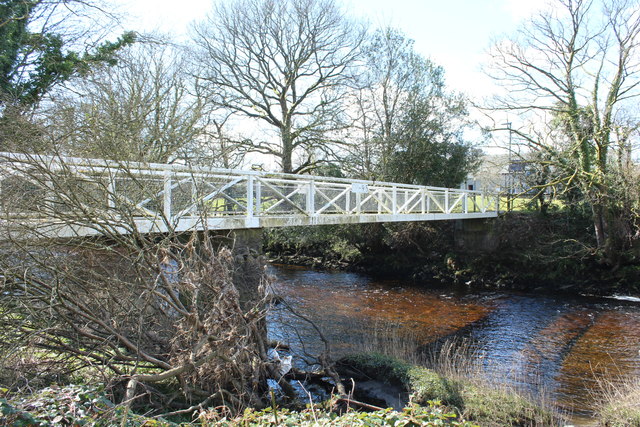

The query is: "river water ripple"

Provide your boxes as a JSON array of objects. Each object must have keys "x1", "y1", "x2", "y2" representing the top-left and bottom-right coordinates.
[{"x1": 266, "y1": 264, "x2": 640, "y2": 419}]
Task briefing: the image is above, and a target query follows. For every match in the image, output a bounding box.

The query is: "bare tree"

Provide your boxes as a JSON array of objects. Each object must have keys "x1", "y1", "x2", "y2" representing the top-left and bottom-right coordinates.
[
  {"x1": 0, "y1": 150, "x2": 352, "y2": 415},
  {"x1": 192, "y1": 0, "x2": 365, "y2": 173},
  {"x1": 40, "y1": 40, "x2": 207, "y2": 163},
  {"x1": 486, "y1": 0, "x2": 640, "y2": 266}
]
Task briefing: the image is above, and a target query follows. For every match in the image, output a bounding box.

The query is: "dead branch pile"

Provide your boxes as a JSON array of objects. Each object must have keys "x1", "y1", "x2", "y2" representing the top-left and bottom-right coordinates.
[{"x1": 0, "y1": 153, "x2": 275, "y2": 415}]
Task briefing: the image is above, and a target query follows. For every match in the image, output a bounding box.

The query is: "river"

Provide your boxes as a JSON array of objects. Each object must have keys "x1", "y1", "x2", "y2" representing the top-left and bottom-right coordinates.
[{"x1": 266, "y1": 264, "x2": 640, "y2": 422}]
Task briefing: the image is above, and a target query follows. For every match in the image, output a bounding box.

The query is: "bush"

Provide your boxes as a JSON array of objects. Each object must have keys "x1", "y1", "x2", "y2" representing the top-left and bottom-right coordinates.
[
  {"x1": 0, "y1": 385, "x2": 172, "y2": 427},
  {"x1": 0, "y1": 384, "x2": 477, "y2": 426}
]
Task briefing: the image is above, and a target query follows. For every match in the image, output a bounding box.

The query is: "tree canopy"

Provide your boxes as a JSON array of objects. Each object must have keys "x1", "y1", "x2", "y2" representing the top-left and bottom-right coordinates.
[
  {"x1": 486, "y1": 0, "x2": 640, "y2": 265},
  {"x1": 0, "y1": 0, "x2": 134, "y2": 109},
  {"x1": 347, "y1": 28, "x2": 479, "y2": 186},
  {"x1": 192, "y1": 0, "x2": 365, "y2": 173}
]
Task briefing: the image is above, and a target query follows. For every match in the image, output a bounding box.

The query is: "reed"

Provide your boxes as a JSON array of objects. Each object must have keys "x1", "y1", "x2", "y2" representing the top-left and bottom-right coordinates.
[
  {"x1": 593, "y1": 374, "x2": 640, "y2": 426},
  {"x1": 347, "y1": 322, "x2": 566, "y2": 426}
]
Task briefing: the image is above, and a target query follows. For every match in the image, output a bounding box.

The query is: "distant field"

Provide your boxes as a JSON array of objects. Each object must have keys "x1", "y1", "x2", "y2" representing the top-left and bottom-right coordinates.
[{"x1": 498, "y1": 195, "x2": 565, "y2": 212}]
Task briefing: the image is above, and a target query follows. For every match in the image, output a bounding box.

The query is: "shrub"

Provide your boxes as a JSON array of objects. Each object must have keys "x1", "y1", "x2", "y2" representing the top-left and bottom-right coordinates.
[{"x1": 213, "y1": 402, "x2": 478, "y2": 426}]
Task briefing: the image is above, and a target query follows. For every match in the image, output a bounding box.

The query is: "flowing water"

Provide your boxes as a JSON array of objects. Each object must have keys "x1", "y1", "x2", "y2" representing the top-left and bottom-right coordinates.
[{"x1": 267, "y1": 264, "x2": 640, "y2": 422}]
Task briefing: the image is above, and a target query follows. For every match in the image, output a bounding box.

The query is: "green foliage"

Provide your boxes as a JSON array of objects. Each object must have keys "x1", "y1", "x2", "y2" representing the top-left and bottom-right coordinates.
[
  {"x1": 215, "y1": 402, "x2": 477, "y2": 426},
  {"x1": 407, "y1": 366, "x2": 464, "y2": 409},
  {"x1": 0, "y1": 0, "x2": 135, "y2": 108},
  {"x1": 350, "y1": 27, "x2": 480, "y2": 187},
  {"x1": 264, "y1": 224, "x2": 364, "y2": 264},
  {"x1": 0, "y1": 384, "x2": 477, "y2": 426},
  {"x1": 339, "y1": 352, "x2": 413, "y2": 385},
  {"x1": 0, "y1": 1, "x2": 34, "y2": 95},
  {"x1": 0, "y1": 385, "x2": 178, "y2": 426},
  {"x1": 1, "y1": 385, "x2": 111, "y2": 426},
  {"x1": 385, "y1": 94, "x2": 481, "y2": 188}
]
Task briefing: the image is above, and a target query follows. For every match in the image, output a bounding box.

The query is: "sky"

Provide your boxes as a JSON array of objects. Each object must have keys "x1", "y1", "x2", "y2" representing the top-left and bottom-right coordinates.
[{"x1": 112, "y1": 0, "x2": 549, "y2": 100}]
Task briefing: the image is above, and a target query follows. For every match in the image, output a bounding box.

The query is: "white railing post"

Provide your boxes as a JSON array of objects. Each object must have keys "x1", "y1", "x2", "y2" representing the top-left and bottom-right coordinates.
[
  {"x1": 163, "y1": 171, "x2": 172, "y2": 221},
  {"x1": 444, "y1": 189, "x2": 450, "y2": 214},
  {"x1": 247, "y1": 176, "x2": 254, "y2": 220},
  {"x1": 107, "y1": 178, "x2": 116, "y2": 209},
  {"x1": 345, "y1": 187, "x2": 350, "y2": 214},
  {"x1": 392, "y1": 186, "x2": 397, "y2": 215},
  {"x1": 421, "y1": 189, "x2": 425, "y2": 214},
  {"x1": 404, "y1": 189, "x2": 409, "y2": 213},
  {"x1": 255, "y1": 179, "x2": 262, "y2": 215},
  {"x1": 307, "y1": 179, "x2": 315, "y2": 215},
  {"x1": 463, "y1": 192, "x2": 468, "y2": 214}
]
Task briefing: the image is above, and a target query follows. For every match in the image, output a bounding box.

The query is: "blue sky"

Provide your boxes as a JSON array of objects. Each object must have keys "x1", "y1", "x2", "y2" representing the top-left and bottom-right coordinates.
[{"x1": 113, "y1": 0, "x2": 547, "y2": 98}]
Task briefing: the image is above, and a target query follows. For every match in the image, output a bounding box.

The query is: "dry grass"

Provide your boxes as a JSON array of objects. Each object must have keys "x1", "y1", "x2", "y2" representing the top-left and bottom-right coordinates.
[
  {"x1": 347, "y1": 323, "x2": 566, "y2": 426},
  {"x1": 593, "y1": 375, "x2": 640, "y2": 426}
]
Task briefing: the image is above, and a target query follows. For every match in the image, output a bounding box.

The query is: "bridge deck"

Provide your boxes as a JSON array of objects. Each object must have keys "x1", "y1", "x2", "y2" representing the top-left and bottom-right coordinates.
[{"x1": 0, "y1": 153, "x2": 498, "y2": 238}]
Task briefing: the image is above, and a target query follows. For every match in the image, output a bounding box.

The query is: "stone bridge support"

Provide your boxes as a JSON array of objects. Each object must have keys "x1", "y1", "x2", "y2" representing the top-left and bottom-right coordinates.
[
  {"x1": 454, "y1": 218, "x2": 498, "y2": 254},
  {"x1": 228, "y1": 229, "x2": 266, "y2": 310},
  {"x1": 201, "y1": 229, "x2": 265, "y2": 311}
]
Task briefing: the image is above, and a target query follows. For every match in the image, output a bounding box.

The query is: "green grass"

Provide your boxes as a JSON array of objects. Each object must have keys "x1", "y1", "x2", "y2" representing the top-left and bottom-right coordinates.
[{"x1": 498, "y1": 195, "x2": 566, "y2": 212}]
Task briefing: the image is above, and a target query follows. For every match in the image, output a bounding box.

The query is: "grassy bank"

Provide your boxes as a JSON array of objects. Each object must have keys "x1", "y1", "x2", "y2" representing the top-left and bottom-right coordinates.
[
  {"x1": 264, "y1": 210, "x2": 640, "y2": 294},
  {"x1": 337, "y1": 352, "x2": 562, "y2": 427}
]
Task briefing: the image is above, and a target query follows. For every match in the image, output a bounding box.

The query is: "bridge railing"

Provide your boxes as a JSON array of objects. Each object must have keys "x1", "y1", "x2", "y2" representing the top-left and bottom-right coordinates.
[{"x1": 0, "y1": 152, "x2": 498, "y2": 236}]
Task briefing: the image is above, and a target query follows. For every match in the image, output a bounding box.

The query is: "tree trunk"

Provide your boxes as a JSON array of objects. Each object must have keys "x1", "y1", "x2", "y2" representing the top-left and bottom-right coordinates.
[
  {"x1": 592, "y1": 202, "x2": 607, "y2": 251},
  {"x1": 281, "y1": 128, "x2": 293, "y2": 173}
]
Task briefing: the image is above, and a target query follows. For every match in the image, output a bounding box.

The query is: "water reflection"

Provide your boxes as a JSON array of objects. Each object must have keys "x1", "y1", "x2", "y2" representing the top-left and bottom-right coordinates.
[{"x1": 267, "y1": 264, "x2": 640, "y2": 416}]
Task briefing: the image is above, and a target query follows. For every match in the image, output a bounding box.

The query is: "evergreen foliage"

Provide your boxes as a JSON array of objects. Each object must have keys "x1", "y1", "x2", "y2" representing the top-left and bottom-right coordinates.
[{"x1": 0, "y1": 0, "x2": 135, "y2": 108}]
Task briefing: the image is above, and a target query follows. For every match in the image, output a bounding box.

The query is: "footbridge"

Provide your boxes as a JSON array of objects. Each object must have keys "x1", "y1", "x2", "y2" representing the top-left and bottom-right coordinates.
[{"x1": 0, "y1": 153, "x2": 498, "y2": 238}]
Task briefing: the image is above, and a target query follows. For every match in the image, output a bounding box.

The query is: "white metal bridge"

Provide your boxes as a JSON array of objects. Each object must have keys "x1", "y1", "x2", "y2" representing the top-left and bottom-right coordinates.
[{"x1": 0, "y1": 153, "x2": 498, "y2": 238}]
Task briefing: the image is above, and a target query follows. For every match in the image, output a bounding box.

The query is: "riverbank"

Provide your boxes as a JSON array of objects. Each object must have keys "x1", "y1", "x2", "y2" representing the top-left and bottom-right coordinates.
[
  {"x1": 9, "y1": 351, "x2": 638, "y2": 426},
  {"x1": 0, "y1": 385, "x2": 477, "y2": 426},
  {"x1": 0, "y1": 352, "x2": 561, "y2": 426},
  {"x1": 264, "y1": 211, "x2": 640, "y2": 296}
]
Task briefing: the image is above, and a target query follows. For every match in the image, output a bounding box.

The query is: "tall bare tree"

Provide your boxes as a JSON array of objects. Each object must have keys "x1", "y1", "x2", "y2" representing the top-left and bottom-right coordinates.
[
  {"x1": 192, "y1": 0, "x2": 365, "y2": 173},
  {"x1": 486, "y1": 0, "x2": 640, "y2": 266},
  {"x1": 40, "y1": 41, "x2": 206, "y2": 163}
]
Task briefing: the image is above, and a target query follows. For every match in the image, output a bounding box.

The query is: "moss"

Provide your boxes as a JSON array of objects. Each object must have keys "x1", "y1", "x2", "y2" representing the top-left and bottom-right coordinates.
[
  {"x1": 407, "y1": 366, "x2": 464, "y2": 409},
  {"x1": 337, "y1": 352, "x2": 413, "y2": 386}
]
